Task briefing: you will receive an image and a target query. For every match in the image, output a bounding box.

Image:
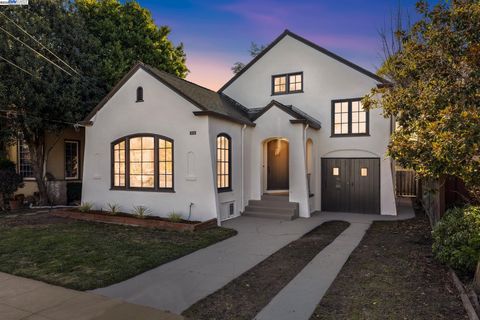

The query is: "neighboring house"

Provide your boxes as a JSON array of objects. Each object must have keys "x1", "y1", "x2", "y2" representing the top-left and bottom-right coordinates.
[
  {"x1": 81, "y1": 30, "x2": 397, "y2": 223},
  {"x1": 6, "y1": 127, "x2": 85, "y2": 204}
]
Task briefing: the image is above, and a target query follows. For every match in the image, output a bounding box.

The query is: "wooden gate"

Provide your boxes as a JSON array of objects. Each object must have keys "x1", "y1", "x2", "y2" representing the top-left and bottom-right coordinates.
[{"x1": 396, "y1": 169, "x2": 417, "y2": 197}]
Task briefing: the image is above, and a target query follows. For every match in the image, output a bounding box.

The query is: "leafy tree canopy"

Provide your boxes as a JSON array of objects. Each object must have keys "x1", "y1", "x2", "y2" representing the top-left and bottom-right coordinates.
[
  {"x1": 0, "y1": 0, "x2": 188, "y2": 204},
  {"x1": 364, "y1": 0, "x2": 480, "y2": 200}
]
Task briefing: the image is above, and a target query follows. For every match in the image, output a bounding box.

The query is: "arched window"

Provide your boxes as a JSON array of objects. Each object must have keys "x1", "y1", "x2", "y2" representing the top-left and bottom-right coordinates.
[
  {"x1": 136, "y1": 86, "x2": 144, "y2": 102},
  {"x1": 112, "y1": 134, "x2": 173, "y2": 191},
  {"x1": 216, "y1": 134, "x2": 231, "y2": 191}
]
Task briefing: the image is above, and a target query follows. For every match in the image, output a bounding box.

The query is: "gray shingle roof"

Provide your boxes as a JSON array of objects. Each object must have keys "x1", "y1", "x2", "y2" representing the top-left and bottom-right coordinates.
[
  {"x1": 250, "y1": 100, "x2": 322, "y2": 129},
  {"x1": 84, "y1": 62, "x2": 253, "y2": 126}
]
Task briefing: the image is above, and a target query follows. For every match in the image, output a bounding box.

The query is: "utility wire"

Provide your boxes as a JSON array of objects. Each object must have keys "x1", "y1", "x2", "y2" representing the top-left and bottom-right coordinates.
[
  {"x1": 0, "y1": 11, "x2": 81, "y2": 76},
  {"x1": 0, "y1": 53, "x2": 38, "y2": 78},
  {"x1": 0, "y1": 110, "x2": 85, "y2": 127},
  {"x1": 0, "y1": 25, "x2": 72, "y2": 76}
]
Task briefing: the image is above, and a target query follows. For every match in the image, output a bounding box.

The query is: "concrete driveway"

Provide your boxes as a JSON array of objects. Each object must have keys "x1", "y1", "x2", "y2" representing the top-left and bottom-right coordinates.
[{"x1": 93, "y1": 199, "x2": 414, "y2": 316}]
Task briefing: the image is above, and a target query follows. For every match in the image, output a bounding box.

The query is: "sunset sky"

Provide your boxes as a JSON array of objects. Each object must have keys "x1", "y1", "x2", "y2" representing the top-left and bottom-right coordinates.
[{"x1": 138, "y1": 0, "x2": 421, "y2": 90}]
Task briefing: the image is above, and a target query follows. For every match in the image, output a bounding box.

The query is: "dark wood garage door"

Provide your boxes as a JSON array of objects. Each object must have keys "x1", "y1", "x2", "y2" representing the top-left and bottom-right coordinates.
[{"x1": 321, "y1": 158, "x2": 380, "y2": 214}]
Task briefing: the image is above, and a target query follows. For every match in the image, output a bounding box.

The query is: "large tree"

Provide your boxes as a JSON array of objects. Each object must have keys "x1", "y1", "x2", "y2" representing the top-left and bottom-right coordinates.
[
  {"x1": 0, "y1": 0, "x2": 187, "y2": 204},
  {"x1": 364, "y1": 0, "x2": 480, "y2": 202}
]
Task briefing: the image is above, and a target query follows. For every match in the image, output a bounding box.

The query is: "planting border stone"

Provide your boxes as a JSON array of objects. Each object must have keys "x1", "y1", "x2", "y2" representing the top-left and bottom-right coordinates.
[{"x1": 50, "y1": 209, "x2": 217, "y2": 232}]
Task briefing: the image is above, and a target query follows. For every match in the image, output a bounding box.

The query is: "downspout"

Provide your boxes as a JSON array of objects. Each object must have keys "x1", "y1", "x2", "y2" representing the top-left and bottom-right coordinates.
[
  {"x1": 241, "y1": 124, "x2": 246, "y2": 212},
  {"x1": 303, "y1": 124, "x2": 309, "y2": 216}
]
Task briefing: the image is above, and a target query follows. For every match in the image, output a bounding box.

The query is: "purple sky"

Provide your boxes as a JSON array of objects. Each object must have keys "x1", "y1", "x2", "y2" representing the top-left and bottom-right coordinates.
[{"x1": 139, "y1": 0, "x2": 421, "y2": 90}]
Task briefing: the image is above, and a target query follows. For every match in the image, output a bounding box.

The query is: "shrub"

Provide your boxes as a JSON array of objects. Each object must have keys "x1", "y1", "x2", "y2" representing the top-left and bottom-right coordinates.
[
  {"x1": 133, "y1": 205, "x2": 150, "y2": 219},
  {"x1": 107, "y1": 203, "x2": 120, "y2": 215},
  {"x1": 78, "y1": 202, "x2": 93, "y2": 213},
  {"x1": 168, "y1": 211, "x2": 183, "y2": 223},
  {"x1": 432, "y1": 206, "x2": 480, "y2": 274},
  {"x1": 0, "y1": 159, "x2": 24, "y2": 201}
]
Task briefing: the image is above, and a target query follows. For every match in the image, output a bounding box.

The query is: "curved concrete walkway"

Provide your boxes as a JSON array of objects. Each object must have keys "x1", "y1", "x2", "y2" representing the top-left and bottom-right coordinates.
[{"x1": 94, "y1": 199, "x2": 414, "y2": 316}]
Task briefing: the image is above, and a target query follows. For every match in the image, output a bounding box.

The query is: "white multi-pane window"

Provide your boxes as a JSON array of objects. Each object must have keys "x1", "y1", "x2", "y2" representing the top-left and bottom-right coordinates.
[
  {"x1": 112, "y1": 135, "x2": 173, "y2": 191},
  {"x1": 18, "y1": 140, "x2": 33, "y2": 178},
  {"x1": 272, "y1": 72, "x2": 303, "y2": 95},
  {"x1": 332, "y1": 99, "x2": 369, "y2": 136}
]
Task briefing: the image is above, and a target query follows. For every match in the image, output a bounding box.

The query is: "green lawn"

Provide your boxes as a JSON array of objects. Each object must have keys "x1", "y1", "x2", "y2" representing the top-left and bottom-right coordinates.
[{"x1": 0, "y1": 213, "x2": 236, "y2": 290}]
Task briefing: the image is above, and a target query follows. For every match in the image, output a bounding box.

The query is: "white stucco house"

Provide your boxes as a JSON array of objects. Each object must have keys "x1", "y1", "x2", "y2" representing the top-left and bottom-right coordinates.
[{"x1": 81, "y1": 30, "x2": 397, "y2": 223}]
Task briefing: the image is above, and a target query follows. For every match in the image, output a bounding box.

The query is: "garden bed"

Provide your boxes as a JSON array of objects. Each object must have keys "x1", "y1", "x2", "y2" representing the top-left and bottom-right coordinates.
[
  {"x1": 309, "y1": 202, "x2": 468, "y2": 319},
  {"x1": 183, "y1": 220, "x2": 350, "y2": 320},
  {"x1": 50, "y1": 209, "x2": 217, "y2": 232}
]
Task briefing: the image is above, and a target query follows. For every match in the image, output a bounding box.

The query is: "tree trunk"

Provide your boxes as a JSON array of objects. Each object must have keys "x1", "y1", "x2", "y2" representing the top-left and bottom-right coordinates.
[
  {"x1": 26, "y1": 134, "x2": 49, "y2": 206},
  {"x1": 475, "y1": 261, "x2": 480, "y2": 294}
]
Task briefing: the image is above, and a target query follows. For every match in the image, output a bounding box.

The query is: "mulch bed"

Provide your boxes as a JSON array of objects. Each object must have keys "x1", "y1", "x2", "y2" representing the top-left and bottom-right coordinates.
[
  {"x1": 183, "y1": 220, "x2": 350, "y2": 320},
  {"x1": 50, "y1": 209, "x2": 217, "y2": 232},
  {"x1": 309, "y1": 201, "x2": 468, "y2": 320}
]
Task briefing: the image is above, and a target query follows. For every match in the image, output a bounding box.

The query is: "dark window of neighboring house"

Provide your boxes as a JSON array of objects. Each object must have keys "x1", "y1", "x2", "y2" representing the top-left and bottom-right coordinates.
[
  {"x1": 65, "y1": 140, "x2": 79, "y2": 180},
  {"x1": 272, "y1": 72, "x2": 303, "y2": 95},
  {"x1": 18, "y1": 141, "x2": 33, "y2": 178},
  {"x1": 112, "y1": 134, "x2": 173, "y2": 191},
  {"x1": 331, "y1": 99, "x2": 369, "y2": 136},
  {"x1": 216, "y1": 134, "x2": 231, "y2": 191},
  {"x1": 136, "y1": 86, "x2": 144, "y2": 102}
]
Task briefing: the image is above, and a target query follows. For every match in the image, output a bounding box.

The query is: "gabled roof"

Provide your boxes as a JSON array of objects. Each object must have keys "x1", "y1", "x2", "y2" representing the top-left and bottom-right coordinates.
[
  {"x1": 250, "y1": 100, "x2": 321, "y2": 130},
  {"x1": 84, "y1": 62, "x2": 254, "y2": 126},
  {"x1": 218, "y1": 29, "x2": 390, "y2": 93}
]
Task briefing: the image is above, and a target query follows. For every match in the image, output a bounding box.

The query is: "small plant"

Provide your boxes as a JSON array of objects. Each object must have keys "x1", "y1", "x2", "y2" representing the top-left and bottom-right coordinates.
[
  {"x1": 432, "y1": 205, "x2": 480, "y2": 275},
  {"x1": 78, "y1": 202, "x2": 93, "y2": 213},
  {"x1": 133, "y1": 205, "x2": 151, "y2": 219},
  {"x1": 107, "y1": 203, "x2": 120, "y2": 215},
  {"x1": 168, "y1": 211, "x2": 183, "y2": 223}
]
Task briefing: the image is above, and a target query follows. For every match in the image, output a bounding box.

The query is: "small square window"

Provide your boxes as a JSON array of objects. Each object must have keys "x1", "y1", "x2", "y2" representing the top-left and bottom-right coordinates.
[
  {"x1": 272, "y1": 72, "x2": 302, "y2": 95},
  {"x1": 361, "y1": 168, "x2": 368, "y2": 176},
  {"x1": 333, "y1": 167, "x2": 339, "y2": 176}
]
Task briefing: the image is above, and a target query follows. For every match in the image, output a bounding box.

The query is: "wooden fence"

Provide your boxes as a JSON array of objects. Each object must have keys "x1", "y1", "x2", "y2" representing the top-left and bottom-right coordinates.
[{"x1": 396, "y1": 169, "x2": 417, "y2": 197}]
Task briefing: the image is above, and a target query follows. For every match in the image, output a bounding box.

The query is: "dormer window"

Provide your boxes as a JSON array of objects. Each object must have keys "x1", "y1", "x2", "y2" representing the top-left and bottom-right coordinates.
[
  {"x1": 136, "y1": 86, "x2": 144, "y2": 102},
  {"x1": 272, "y1": 72, "x2": 303, "y2": 95}
]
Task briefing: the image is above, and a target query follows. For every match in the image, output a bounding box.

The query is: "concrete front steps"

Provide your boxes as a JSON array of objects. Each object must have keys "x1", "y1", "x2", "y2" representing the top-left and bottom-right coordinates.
[{"x1": 242, "y1": 194, "x2": 299, "y2": 220}]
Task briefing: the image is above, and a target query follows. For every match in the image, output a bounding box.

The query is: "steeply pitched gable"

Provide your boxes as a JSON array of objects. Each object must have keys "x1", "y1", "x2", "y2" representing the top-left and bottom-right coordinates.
[{"x1": 218, "y1": 30, "x2": 389, "y2": 93}]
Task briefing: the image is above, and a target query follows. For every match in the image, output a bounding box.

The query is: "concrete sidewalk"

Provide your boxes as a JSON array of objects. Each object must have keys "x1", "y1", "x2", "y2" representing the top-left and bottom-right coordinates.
[
  {"x1": 0, "y1": 272, "x2": 183, "y2": 320},
  {"x1": 94, "y1": 198, "x2": 414, "y2": 314}
]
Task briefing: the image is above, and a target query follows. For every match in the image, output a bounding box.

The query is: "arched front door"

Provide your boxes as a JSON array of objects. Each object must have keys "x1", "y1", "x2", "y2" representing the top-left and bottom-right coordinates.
[{"x1": 267, "y1": 139, "x2": 289, "y2": 190}]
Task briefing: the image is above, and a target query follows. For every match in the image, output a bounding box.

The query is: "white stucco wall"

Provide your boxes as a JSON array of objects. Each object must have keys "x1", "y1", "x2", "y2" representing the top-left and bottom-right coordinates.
[
  {"x1": 207, "y1": 117, "x2": 244, "y2": 221},
  {"x1": 82, "y1": 68, "x2": 218, "y2": 221},
  {"x1": 244, "y1": 107, "x2": 311, "y2": 217},
  {"x1": 223, "y1": 34, "x2": 397, "y2": 215}
]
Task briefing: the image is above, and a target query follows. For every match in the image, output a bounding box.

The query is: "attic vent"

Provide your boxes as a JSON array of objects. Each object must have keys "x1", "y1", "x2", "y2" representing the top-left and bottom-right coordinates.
[{"x1": 136, "y1": 86, "x2": 144, "y2": 102}]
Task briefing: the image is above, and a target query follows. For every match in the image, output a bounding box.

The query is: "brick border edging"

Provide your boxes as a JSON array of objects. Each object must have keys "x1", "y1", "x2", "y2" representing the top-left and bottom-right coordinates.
[{"x1": 50, "y1": 210, "x2": 217, "y2": 232}]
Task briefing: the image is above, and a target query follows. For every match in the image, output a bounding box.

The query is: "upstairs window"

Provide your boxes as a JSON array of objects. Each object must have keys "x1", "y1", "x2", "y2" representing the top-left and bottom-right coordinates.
[
  {"x1": 331, "y1": 99, "x2": 369, "y2": 136},
  {"x1": 216, "y1": 134, "x2": 232, "y2": 191},
  {"x1": 112, "y1": 134, "x2": 173, "y2": 191},
  {"x1": 136, "y1": 86, "x2": 144, "y2": 102},
  {"x1": 272, "y1": 72, "x2": 303, "y2": 95}
]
